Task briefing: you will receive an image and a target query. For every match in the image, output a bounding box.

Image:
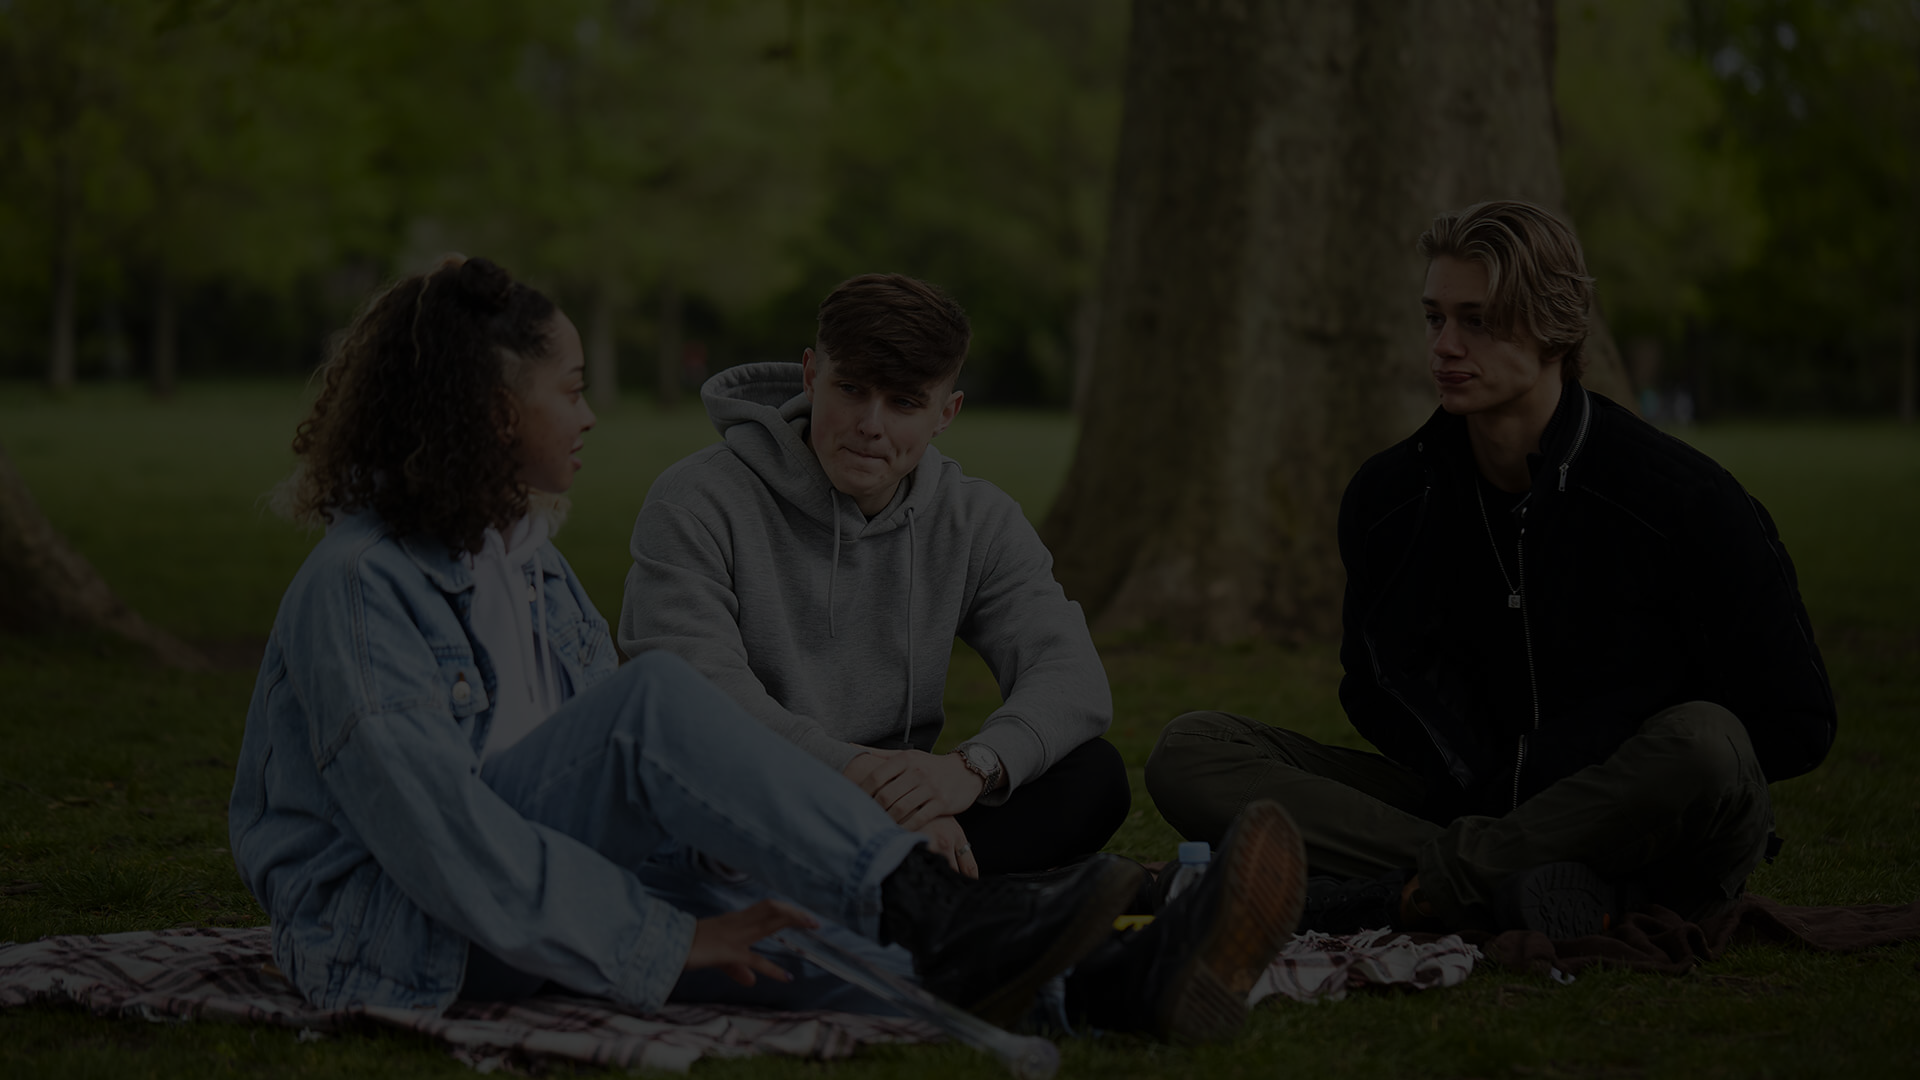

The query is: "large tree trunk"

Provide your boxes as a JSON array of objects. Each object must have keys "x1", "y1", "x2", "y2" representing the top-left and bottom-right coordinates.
[
  {"x1": 1043, "y1": 0, "x2": 1632, "y2": 643},
  {"x1": 0, "y1": 445, "x2": 204, "y2": 668},
  {"x1": 588, "y1": 280, "x2": 621, "y2": 410}
]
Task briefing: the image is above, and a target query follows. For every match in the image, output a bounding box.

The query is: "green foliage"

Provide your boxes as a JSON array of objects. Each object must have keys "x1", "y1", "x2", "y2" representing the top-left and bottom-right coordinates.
[
  {"x1": 3, "y1": 1, "x2": 1915, "y2": 404},
  {"x1": 3, "y1": 383, "x2": 1918, "y2": 1076},
  {"x1": 1558, "y1": 0, "x2": 1767, "y2": 343},
  {"x1": 0, "y1": 1, "x2": 1126, "y2": 401},
  {"x1": 1680, "y1": 0, "x2": 1920, "y2": 413},
  {"x1": 777, "y1": 0, "x2": 1127, "y2": 403}
]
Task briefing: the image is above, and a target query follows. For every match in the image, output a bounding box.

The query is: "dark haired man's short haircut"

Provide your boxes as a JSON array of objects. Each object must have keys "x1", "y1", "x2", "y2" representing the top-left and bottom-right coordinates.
[
  {"x1": 816, "y1": 274, "x2": 970, "y2": 391},
  {"x1": 1418, "y1": 200, "x2": 1596, "y2": 381}
]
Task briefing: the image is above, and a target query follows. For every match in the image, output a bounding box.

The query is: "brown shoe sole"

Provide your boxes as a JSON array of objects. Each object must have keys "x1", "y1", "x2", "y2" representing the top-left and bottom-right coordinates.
[
  {"x1": 1155, "y1": 799, "x2": 1307, "y2": 1042},
  {"x1": 966, "y1": 856, "x2": 1149, "y2": 1028}
]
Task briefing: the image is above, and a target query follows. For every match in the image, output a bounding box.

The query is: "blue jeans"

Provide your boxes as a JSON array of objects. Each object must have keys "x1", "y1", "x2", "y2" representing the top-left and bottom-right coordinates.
[{"x1": 465, "y1": 651, "x2": 921, "y2": 1009}]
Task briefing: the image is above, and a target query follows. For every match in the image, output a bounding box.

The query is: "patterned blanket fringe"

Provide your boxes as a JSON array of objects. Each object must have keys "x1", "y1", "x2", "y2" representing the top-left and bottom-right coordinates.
[
  {"x1": 4, "y1": 924, "x2": 1481, "y2": 1069},
  {"x1": 0, "y1": 927, "x2": 939, "y2": 1073}
]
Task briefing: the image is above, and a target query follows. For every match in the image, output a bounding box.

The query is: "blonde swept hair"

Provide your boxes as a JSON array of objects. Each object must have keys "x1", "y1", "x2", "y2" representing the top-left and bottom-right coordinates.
[{"x1": 1418, "y1": 200, "x2": 1596, "y2": 381}]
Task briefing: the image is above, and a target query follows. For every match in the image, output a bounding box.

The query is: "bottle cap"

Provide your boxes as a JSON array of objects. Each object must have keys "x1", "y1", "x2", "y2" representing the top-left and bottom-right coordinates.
[{"x1": 1176, "y1": 841, "x2": 1211, "y2": 864}]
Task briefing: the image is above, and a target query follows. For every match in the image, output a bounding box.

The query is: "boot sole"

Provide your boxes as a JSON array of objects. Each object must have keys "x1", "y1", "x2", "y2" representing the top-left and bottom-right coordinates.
[
  {"x1": 1155, "y1": 800, "x2": 1307, "y2": 1043},
  {"x1": 966, "y1": 856, "x2": 1147, "y2": 1027},
  {"x1": 1503, "y1": 862, "x2": 1617, "y2": 940}
]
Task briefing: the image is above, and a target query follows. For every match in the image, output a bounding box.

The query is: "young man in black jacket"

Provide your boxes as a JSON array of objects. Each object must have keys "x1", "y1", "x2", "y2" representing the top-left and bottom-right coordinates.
[{"x1": 1144, "y1": 200, "x2": 1837, "y2": 938}]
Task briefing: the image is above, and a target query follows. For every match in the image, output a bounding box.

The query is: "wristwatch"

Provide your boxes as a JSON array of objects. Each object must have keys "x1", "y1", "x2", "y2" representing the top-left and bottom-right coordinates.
[{"x1": 956, "y1": 743, "x2": 1005, "y2": 794}]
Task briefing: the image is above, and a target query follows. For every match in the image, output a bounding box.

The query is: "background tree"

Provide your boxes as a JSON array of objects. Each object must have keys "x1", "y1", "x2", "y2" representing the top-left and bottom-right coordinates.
[
  {"x1": 118, "y1": 3, "x2": 384, "y2": 395},
  {"x1": 2, "y1": 1, "x2": 1907, "y2": 420},
  {"x1": 1681, "y1": 0, "x2": 1920, "y2": 419},
  {"x1": 0, "y1": 444, "x2": 202, "y2": 666},
  {"x1": 1043, "y1": 0, "x2": 1634, "y2": 643},
  {"x1": 744, "y1": 0, "x2": 1125, "y2": 403},
  {"x1": 0, "y1": 0, "x2": 146, "y2": 391},
  {"x1": 1557, "y1": 0, "x2": 1767, "y2": 407}
]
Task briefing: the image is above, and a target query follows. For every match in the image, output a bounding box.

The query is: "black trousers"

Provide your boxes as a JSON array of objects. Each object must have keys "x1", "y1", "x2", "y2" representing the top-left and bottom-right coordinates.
[
  {"x1": 1145, "y1": 703, "x2": 1773, "y2": 928},
  {"x1": 957, "y1": 737, "x2": 1131, "y2": 876}
]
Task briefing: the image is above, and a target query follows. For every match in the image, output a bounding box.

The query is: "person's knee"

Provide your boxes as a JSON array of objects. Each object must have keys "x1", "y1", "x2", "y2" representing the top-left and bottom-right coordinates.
[
  {"x1": 618, "y1": 648, "x2": 727, "y2": 710},
  {"x1": 1145, "y1": 712, "x2": 1263, "y2": 843},
  {"x1": 1145, "y1": 711, "x2": 1242, "y2": 792},
  {"x1": 1645, "y1": 702, "x2": 1755, "y2": 798},
  {"x1": 624, "y1": 647, "x2": 699, "y2": 683},
  {"x1": 1078, "y1": 737, "x2": 1132, "y2": 825},
  {"x1": 1037, "y1": 737, "x2": 1130, "y2": 836}
]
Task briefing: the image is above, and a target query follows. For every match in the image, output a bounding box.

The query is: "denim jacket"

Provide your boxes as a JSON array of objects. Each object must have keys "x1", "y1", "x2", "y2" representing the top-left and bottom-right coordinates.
[{"x1": 228, "y1": 512, "x2": 694, "y2": 1012}]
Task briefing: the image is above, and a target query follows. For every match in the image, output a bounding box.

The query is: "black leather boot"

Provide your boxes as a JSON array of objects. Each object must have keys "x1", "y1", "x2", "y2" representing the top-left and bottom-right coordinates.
[
  {"x1": 1063, "y1": 800, "x2": 1307, "y2": 1042},
  {"x1": 879, "y1": 847, "x2": 1144, "y2": 1026}
]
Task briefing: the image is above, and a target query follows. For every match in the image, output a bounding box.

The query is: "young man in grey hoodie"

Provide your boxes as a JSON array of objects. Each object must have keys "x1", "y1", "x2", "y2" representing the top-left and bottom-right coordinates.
[{"x1": 619, "y1": 274, "x2": 1129, "y2": 880}]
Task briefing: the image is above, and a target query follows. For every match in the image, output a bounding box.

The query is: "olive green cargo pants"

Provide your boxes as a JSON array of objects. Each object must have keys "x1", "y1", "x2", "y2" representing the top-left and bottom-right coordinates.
[{"x1": 1144, "y1": 701, "x2": 1773, "y2": 929}]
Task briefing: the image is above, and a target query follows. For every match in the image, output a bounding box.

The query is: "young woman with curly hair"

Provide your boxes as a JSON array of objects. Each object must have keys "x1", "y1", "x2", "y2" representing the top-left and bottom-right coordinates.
[{"x1": 228, "y1": 255, "x2": 1159, "y2": 1024}]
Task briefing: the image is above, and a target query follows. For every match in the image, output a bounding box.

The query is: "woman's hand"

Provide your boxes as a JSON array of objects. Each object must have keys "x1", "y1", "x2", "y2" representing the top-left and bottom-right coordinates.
[
  {"x1": 918, "y1": 814, "x2": 980, "y2": 879},
  {"x1": 684, "y1": 899, "x2": 820, "y2": 986}
]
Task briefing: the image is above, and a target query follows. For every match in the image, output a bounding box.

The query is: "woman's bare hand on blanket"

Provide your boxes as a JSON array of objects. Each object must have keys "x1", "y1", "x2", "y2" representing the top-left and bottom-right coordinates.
[
  {"x1": 685, "y1": 899, "x2": 820, "y2": 986},
  {"x1": 851, "y1": 749, "x2": 985, "y2": 830},
  {"x1": 918, "y1": 815, "x2": 980, "y2": 879}
]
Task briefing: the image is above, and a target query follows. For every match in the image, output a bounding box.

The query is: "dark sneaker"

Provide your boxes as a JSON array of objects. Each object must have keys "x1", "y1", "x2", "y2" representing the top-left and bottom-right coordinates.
[
  {"x1": 1065, "y1": 800, "x2": 1307, "y2": 1042},
  {"x1": 1297, "y1": 869, "x2": 1409, "y2": 934},
  {"x1": 1496, "y1": 862, "x2": 1635, "y2": 939},
  {"x1": 880, "y1": 847, "x2": 1144, "y2": 1026}
]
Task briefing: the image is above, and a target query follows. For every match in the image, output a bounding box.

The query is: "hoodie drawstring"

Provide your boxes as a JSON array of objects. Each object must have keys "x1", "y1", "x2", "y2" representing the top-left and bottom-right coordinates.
[
  {"x1": 902, "y1": 506, "x2": 916, "y2": 749},
  {"x1": 821, "y1": 491, "x2": 918, "y2": 750},
  {"x1": 827, "y1": 489, "x2": 842, "y2": 639}
]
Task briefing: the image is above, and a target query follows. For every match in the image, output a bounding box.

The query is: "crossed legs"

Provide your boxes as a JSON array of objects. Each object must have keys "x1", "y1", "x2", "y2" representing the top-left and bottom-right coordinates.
[{"x1": 1146, "y1": 701, "x2": 1774, "y2": 929}]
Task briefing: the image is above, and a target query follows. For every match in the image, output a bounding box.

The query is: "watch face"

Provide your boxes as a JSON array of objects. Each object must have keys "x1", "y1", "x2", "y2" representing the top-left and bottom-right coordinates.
[{"x1": 963, "y1": 745, "x2": 1000, "y2": 787}]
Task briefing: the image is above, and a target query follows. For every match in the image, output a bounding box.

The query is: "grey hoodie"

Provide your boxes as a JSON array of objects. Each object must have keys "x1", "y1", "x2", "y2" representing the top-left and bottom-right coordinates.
[{"x1": 617, "y1": 362, "x2": 1110, "y2": 800}]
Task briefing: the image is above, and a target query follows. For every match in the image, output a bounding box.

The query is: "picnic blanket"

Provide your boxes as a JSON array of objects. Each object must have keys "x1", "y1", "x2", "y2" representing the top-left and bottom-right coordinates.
[
  {"x1": 1, "y1": 924, "x2": 1481, "y2": 1068},
  {"x1": 1471, "y1": 894, "x2": 1920, "y2": 977},
  {"x1": 0, "y1": 927, "x2": 940, "y2": 1072}
]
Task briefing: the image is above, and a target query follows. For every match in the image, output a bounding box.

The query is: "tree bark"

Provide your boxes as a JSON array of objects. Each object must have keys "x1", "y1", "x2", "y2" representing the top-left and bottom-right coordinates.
[
  {"x1": 151, "y1": 273, "x2": 178, "y2": 398},
  {"x1": 0, "y1": 444, "x2": 205, "y2": 668},
  {"x1": 656, "y1": 281, "x2": 683, "y2": 410},
  {"x1": 588, "y1": 281, "x2": 621, "y2": 410},
  {"x1": 1043, "y1": 0, "x2": 1633, "y2": 643}
]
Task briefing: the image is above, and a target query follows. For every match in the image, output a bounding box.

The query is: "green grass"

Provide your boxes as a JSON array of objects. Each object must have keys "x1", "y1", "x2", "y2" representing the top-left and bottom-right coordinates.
[{"x1": 2, "y1": 382, "x2": 1917, "y2": 1077}]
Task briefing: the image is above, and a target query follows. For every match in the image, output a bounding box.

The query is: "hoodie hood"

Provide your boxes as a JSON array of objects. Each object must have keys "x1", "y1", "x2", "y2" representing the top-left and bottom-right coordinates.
[{"x1": 701, "y1": 361, "x2": 946, "y2": 541}]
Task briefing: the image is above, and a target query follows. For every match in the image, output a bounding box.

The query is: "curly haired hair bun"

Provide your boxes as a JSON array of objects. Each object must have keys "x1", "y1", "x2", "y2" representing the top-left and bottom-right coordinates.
[
  {"x1": 281, "y1": 256, "x2": 562, "y2": 552},
  {"x1": 452, "y1": 257, "x2": 517, "y2": 314}
]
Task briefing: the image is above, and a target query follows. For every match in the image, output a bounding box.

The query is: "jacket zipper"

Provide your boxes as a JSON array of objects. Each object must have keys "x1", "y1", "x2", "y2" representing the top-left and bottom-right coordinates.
[
  {"x1": 1516, "y1": 386, "x2": 1587, "y2": 806},
  {"x1": 1557, "y1": 385, "x2": 1593, "y2": 492},
  {"x1": 1512, "y1": 509, "x2": 1539, "y2": 810}
]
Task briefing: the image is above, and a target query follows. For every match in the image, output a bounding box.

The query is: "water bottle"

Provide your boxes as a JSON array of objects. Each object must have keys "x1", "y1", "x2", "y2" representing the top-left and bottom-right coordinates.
[{"x1": 1162, "y1": 840, "x2": 1212, "y2": 902}]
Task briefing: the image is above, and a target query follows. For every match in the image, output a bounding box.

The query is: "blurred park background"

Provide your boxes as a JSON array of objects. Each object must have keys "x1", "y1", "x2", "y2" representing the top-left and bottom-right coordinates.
[
  {"x1": 3, "y1": 2, "x2": 1919, "y2": 1074},
  {"x1": 1, "y1": 0, "x2": 1915, "y2": 419}
]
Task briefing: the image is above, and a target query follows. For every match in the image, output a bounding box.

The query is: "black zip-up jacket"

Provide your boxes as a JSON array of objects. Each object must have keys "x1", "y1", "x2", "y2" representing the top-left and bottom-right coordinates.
[{"x1": 1337, "y1": 381, "x2": 1836, "y2": 819}]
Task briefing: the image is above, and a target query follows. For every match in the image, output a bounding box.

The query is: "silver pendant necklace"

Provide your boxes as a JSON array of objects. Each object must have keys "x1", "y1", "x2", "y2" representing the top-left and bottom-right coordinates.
[{"x1": 1476, "y1": 481, "x2": 1523, "y2": 609}]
